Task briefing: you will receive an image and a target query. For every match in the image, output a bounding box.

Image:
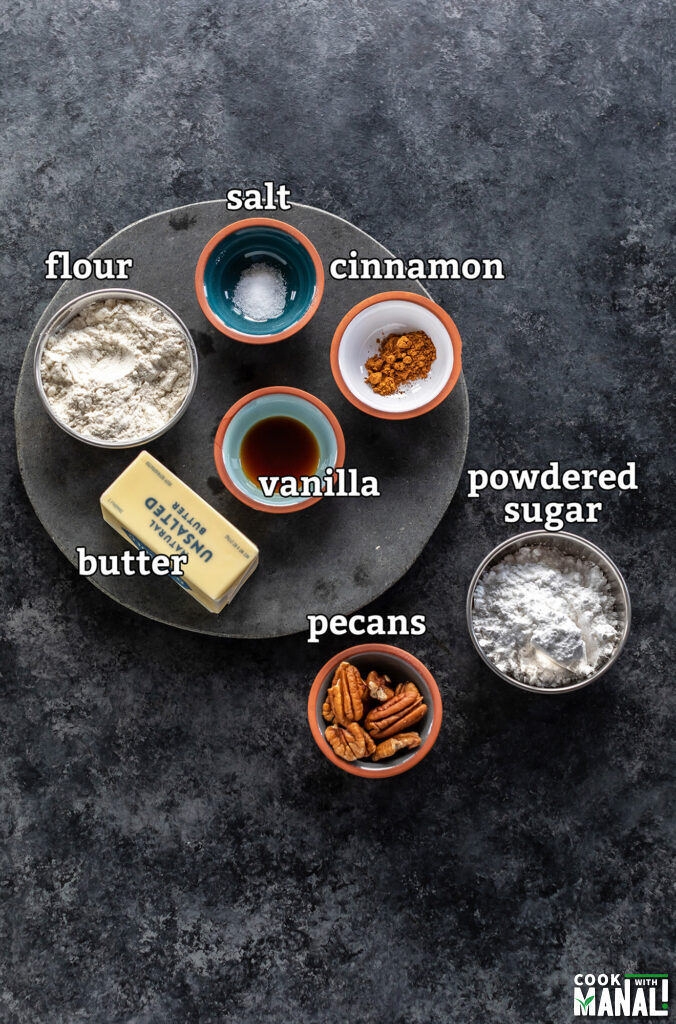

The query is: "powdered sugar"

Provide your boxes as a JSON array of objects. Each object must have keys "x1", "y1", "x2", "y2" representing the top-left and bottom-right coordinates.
[
  {"x1": 40, "y1": 297, "x2": 192, "y2": 442},
  {"x1": 472, "y1": 545, "x2": 619, "y2": 687}
]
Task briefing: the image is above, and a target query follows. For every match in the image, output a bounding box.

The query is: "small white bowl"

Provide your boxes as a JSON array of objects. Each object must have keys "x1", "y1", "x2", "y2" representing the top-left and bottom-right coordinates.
[
  {"x1": 330, "y1": 291, "x2": 462, "y2": 419},
  {"x1": 34, "y1": 288, "x2": 198, "y2": 449}
]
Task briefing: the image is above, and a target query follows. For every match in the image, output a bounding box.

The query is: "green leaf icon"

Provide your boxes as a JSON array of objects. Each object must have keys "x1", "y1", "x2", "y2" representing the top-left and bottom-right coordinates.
[{"x1": 576, "y1": 996, "x2": 595, "y2": 1007}]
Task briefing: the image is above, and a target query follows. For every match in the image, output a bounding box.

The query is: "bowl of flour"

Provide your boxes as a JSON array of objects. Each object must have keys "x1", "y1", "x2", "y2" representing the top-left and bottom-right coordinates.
[
  {"x1": 466, "y1": 531, "x2": 631, "y2": 693},
  {"x1": 34, "y1": 289, "x2": 198, "y2": 448}
]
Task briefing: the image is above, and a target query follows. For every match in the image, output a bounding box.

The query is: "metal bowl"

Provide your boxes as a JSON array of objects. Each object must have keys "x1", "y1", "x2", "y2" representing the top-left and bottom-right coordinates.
[
  {"x1": 34, "y1": 288, "x2": 198, "y2": 449},
  {"x1": 466, "y1": 530, "x2": 631, "y2": 694}
]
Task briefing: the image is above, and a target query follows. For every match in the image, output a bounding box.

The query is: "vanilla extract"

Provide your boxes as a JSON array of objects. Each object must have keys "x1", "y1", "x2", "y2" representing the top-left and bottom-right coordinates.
[
  {"x1": 257, "y1": 467, "x2": 380, "y2": 499},
  {"x1": 242, "y1": 416, "x2": 319, "y2": 490}
]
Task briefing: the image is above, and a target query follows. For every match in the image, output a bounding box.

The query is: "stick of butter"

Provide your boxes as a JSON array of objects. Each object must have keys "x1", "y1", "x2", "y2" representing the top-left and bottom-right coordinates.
[{"x1": 100, "y1": 451, "x2": 259, "y2": 613}]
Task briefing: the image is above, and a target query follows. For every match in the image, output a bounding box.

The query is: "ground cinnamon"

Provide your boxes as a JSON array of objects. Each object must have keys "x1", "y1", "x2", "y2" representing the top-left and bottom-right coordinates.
[{"x1": 365, "y1": 330, "x2": 436, "y2": 396}]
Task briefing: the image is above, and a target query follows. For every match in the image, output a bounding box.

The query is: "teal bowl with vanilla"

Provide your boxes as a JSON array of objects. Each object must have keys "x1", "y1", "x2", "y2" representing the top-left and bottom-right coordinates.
[
  {"x1": 214, "y1": 387, "x2": 346, "y2": 513},
  {"x1": 195, "y1": 218, "x2": 325, "y2": 343}
]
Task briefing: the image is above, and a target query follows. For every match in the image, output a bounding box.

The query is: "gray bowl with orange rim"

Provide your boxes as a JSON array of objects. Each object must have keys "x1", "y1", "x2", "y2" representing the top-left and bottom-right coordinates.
[{"x1": 308, "y1": 644, "x2": 443, "y2": 778}]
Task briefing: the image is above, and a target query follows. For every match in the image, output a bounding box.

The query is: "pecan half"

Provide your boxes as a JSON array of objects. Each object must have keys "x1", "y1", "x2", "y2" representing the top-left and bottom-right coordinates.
[
  {"x1": 326, "y1": 722, "x2": 376, "y2": 762},
  {"x1": 366, "y1": 670, "x2": 394, "y2": 703},
  {"x1": 372, "y1": 732, "x2": 422, "y2": 762},
  {"x1": 364, "y1": 685, "x2": 427, "y2": 740},
  {"x1": 394, "y1": 681, "x2": 422, "y2": 699},
  {"x1": 325, "y1": 661, "x2": 366, "y2": 726}
]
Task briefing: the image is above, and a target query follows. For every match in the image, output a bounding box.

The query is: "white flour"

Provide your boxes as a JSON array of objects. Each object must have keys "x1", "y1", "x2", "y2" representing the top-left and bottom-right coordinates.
[
  {"x1": 40, "y1": 297, "x2": 192, "y2": 442},
  {"x1": 472, "y1": 545, "x2": 619, "y2": 687}
]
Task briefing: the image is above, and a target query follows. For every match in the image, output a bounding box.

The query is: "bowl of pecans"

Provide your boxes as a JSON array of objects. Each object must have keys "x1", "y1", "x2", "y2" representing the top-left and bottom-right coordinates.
[{"x1": 308, "y1": 644, "x2": 443, "y2": 778}]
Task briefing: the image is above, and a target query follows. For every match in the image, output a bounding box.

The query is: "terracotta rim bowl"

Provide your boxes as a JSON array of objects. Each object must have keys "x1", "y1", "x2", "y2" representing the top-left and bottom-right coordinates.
[
  {"x1": 195, "y1": 217, "x2": 324, "y2": 343},
  {"x1": 214, "y1": 386, "x2": 346, "y2": 513},
  {"x1": 308, "y1": 643, "x2": 443, "y2": 778},
  {"x1": 330, "y1": 291, "x2": 462, "y2": 419}
]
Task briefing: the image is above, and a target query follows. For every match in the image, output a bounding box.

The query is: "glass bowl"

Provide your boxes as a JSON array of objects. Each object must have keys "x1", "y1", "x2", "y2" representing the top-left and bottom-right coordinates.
[{"x1": 33, "y1": 288, "x2": 198, "y2": 449}]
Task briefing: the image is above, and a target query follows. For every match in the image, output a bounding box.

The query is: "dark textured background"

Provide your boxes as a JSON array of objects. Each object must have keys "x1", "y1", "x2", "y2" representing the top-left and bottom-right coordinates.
[{"x1": 2, "y1": 2, "x2": 673, "y2": 1022}]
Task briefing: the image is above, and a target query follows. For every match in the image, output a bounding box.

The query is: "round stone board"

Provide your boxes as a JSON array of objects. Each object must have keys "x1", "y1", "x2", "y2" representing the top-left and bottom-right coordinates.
[{"x1": 15, "y1": 201, "x2": 469, "y2": 638}]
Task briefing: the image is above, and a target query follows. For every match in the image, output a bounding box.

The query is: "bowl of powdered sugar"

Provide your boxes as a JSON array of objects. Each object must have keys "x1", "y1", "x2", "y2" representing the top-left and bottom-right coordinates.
[
  {"x1": 466, "y1": 531, "x2": 631, "y2": 693},
  {"x1": 35, "y1": 289, "x2": 198, "y2": 448}
]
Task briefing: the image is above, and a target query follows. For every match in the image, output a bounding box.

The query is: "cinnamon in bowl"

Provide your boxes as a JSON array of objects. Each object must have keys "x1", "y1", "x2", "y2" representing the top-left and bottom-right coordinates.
[{"x1": 365, "y1": 329, "x2": 436, "y2": 396}]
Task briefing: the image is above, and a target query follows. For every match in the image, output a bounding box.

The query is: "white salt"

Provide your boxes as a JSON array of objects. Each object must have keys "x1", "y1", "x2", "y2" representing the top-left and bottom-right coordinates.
[{"x1": 232, "y1": 263, "x2": 286, "y2": 322}]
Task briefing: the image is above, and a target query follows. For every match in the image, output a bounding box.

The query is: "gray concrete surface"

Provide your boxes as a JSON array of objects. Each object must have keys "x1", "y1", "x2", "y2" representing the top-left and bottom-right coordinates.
[{"x1": 1, "y1": 1, "x2": 672, "y2": 1022}]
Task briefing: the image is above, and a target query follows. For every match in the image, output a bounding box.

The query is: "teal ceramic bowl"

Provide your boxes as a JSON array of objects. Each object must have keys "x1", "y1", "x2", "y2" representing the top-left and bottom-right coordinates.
[
  {"x1": 214, "y1": 387, "x2": 346, "y2": 512},
  {"x1": 195, "y1": 217, "x2": 325, "y2": 343}
]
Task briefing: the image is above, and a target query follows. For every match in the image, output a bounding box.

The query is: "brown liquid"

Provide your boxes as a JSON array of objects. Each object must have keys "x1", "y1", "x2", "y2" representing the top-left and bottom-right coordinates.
[{"x1": 241, "y1": 416, "x2": 320, "y2": 490}]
